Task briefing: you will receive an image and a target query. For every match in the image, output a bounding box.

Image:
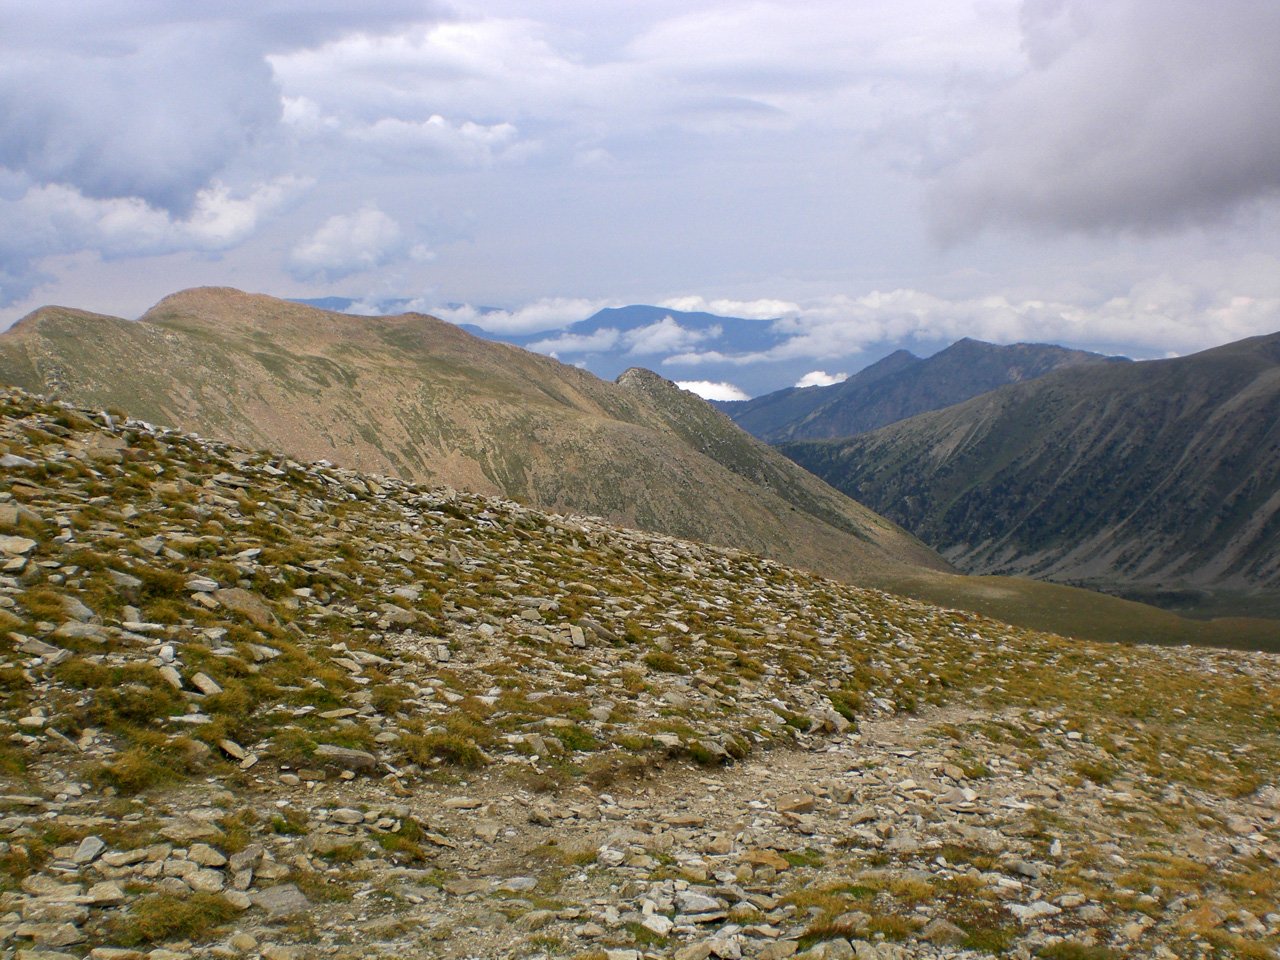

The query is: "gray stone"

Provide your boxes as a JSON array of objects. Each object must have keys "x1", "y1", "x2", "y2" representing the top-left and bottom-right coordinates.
[
  {"x1": 186, "y1": 868, "x2": 226, "y2": 893},
  {"x1": 19, "y1": 902, "x2": 87, "y2": 924},
  {"x1": 252, "y1": 883, "x2": 311, "y2": 918},
  {"x1": 921, "y1": 918, "x2": 967, "y2": 945},
  {"x1": 107, "y1": 569, "x2": 143, "y2": 590},
  {"x1": 51, "y1": 621, "x2": 104, "y2": 642},
  {"x1": 83, "y1": 882, "x2": 127, "y2": 906},
  {"x1": 16, "y1": 637, "x2": 67, "y2": 662},
  {"x1": 496, "y1": 876, "x2": 537, "y2": 893},
  {"x1": 641, "y1": 913, "x2": 674, "y2": 936},
  {"x1": 72, "y1": 836, "x2": 106, "y2": 864},
  {"x1": 1009, "y1": 900, "x2": 1062, "y2": 923},
  {"x1": 160, "y1": 819, "x2": 223, "y2": 844},
  {"x1": 676, "y1": 890, "x2": 722, "y2": 914},
  {"x1": 0, "y1": 535, "x2": 38, "y2": 556},
  {"x1": 15, "y1": 922, "x2": 84, "y2": 947},
  {"x1": 188, "y1": 843, "x2": 227, "y2": 867},
  {"x1": 313, "y1": 744, "x2": 377, "y2": 772},
  {"x1": 800, "y1": 941, "x2": 853, "y2": 960},
  {"x1": 60, "y1": 597, "x2": 95, "y2": 622},
  {"x1": 213, "y1": 588, "x2": 278, "y2": 627},
  {"x1": 191, "y1": 672, "x2": 223, "y2": 696},
  {"x1": 20, "y1": 876, "x2": 81, "y2": 899}
]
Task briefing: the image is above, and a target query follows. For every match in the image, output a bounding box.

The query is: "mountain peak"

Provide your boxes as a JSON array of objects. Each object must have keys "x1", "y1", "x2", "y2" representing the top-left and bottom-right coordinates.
[
  {"x1": 615, "y1": 366, "x2": 669, "y2": 388},
  {"x1": 728, "y1": 338, "x2": 1116, "y2": 442}
]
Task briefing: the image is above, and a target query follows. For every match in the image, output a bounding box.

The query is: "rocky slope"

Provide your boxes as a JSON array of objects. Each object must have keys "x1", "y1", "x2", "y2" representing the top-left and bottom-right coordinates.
[
  {"x1": 0, "y1": 287, "x2": 943, "y2": 590},
  {"x1": 782, "y1": 332, "x2": 1280, "y2": 610},
  {"x1": 722, "y1": 340, "x2": 1122, "y2": 443},
  {"x1": 0, "y1": 386, "x2": 1277, "y2": 960}
]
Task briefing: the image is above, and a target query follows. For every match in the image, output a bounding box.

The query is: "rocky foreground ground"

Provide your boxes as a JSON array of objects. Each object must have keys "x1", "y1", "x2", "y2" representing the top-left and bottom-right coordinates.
[{"x1": 0, "y1": 387, "x2": 1275, "y2": 960}]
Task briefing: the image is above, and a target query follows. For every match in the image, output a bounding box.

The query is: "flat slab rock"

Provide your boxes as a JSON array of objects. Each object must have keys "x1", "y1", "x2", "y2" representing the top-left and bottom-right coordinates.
[
  {"x1": 313, "y1": 744, "x2": 377, "y2": 771},
  {"x1": 251, "y1": 883, "x2": 311, "y2": 918}
]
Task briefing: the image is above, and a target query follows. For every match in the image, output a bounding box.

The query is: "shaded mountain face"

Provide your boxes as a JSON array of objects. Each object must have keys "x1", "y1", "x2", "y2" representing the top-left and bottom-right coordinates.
[
  {"x1": 782, "y1": 332, "x2": 1280, "y2": 603},
  {"x1": 0, "y1": 287, "x2": 946, "y2": 586},
  {"x1": 726, "y1": 339, "x2": 1125, "y2": 442}
]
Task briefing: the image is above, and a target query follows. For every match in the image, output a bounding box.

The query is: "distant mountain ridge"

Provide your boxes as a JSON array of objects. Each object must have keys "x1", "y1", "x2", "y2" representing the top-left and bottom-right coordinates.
[
  {"x1": 722, "y1": 338, "x2": 1127, "y2": 442},
  {"x1": 0, "y1": 287, "x2": 945, "y2": 588},
  {"x1": 453, "y1": 304, "x2": 786, "y2": 385},
  {"x1": 3, "y1": 287, "x2": 1275, "y2": 643},
  {"x1": 782, "y1": 331, "x2": 1280, "y2": 610},
  {"x1": 293, "y1": 299, "x2": 967, "y2": 397}
]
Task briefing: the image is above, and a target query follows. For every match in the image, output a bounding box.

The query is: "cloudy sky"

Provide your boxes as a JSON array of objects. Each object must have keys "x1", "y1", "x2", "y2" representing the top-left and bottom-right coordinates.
[{"x1": 3, "y1": 0, "x2": 1279, "y2": 395}]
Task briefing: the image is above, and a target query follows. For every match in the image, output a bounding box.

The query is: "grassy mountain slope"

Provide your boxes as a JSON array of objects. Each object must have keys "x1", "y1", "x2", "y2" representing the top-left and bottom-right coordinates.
[
  {"x1": 0, "y1": 287, "x2": 944, "y2": 586},
  {"x1": 729, "y1": 339, "x2": 1123, "y2": 442},
  {"x1": 783, "y1": 332, "x2": 1280, "y2": 613}
]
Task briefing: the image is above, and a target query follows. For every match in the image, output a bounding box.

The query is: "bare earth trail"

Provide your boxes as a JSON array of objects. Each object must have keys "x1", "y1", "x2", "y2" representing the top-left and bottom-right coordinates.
[{"x1": 261, "y1": 699, "x2": 1280, "y2": 960}]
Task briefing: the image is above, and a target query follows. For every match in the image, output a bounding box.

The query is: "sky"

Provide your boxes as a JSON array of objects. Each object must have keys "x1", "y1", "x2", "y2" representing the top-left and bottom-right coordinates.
[{"x1": 3, "y1": 0, "x2": 1280, "y2": 397}]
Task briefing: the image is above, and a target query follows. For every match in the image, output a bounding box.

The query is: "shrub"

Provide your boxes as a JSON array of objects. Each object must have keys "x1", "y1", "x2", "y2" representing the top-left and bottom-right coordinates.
[
  {"x1": 92, "y1": 748, "x2": 176, "y2": 795},
  {"x1": 400, "y1": 732, "x2": 487, "y2": 768},
  {"x1": 56, "y1": 661, "x2": 184, "y2": 729},
  {"x1": 551, "y1": 723, "x2": 598, "y2": 753},
  {"x1": 18, "y1": 587, "x2": 67, "y2": 622},
  {"x1": 109, "y1": 891, "x2": 237, "y2": 945},
  {"x1": 127, "y1": 563, "x2": 189, "y2": 600},
  {"x1": 642, "y1": 651, "x2": 687, "y2": 674}
]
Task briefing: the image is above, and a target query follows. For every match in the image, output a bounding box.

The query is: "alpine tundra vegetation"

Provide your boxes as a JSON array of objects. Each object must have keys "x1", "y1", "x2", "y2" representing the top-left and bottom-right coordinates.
[{"x1": 0, "y1": 387, "x2": 1275, "y2": 959}]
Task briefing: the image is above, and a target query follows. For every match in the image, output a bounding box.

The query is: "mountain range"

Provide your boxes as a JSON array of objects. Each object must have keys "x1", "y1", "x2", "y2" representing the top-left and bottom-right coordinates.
[
  {"x1": 1, "y1": 287, "x2": 1274, "y2": 647},
  {"x1": 720, "y1": 338, "x2": 1127, "y2": 442},
  {"x1": 782, "y1": 332, "x2": 1280, "y2": 617},
  {"x1": 0, "y1": 288, "x2": 941, "y2": 588},
  {"x1": 295, "y1": 299, "x2": 805, "y2": 393}
]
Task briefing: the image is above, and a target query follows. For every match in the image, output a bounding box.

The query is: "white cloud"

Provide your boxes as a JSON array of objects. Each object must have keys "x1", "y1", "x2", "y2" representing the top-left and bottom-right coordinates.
[
  {"x1": 0, "y1": 36, "x2": 279, "y2": 213},
  {"x1": 287, "y1": 206, "x2": 410, "y2": 281},
  {"x1": 0, "y1": 4, "x2": 443, "y2": 213},
  {"x1": 663, "y1": 349, "x2": 735, "y2": 367},
  {"x1": 930, "y1": 0, "x2": 1280, "y2": 238},
  {"x1": 658, "y1": 295, "x2": 797, "y2": 319},
  {"x1": 354, "y1": 115, "x2": 520, "y2": 158},
  {"x1": 660, "y1": 264, "x2": 1280, "y2": 364},
  {"x1": 529, "y1": 328, "x2": 621, "y2": 355},
  {"x1": 676, "y1": 380, "x2": 750, "y2": 401},
  {"x1": 283, "y1": 101, "x2": 533, "y2": 168},
  {"x1": 758, "y1": 283, "x2": 1280, "y2": 357},
  {"x1": 184, "y1": 179, "x2": 311, "y2": 247},
  {"x1": 0, "y1": 175, "x2": 308, "y2": 305},
  {"x1": 433, "y1": 297, "x2": 613, "y2": 334},
  {"x1": 268, "y1": 19, "x2": 594, "y2": 136},
  {"x1": 795, "y1": 370, "x2": 847, "y2": 388},
  {"x1": 623, "y1": 317, "x2": 719, "y2": 355}
]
